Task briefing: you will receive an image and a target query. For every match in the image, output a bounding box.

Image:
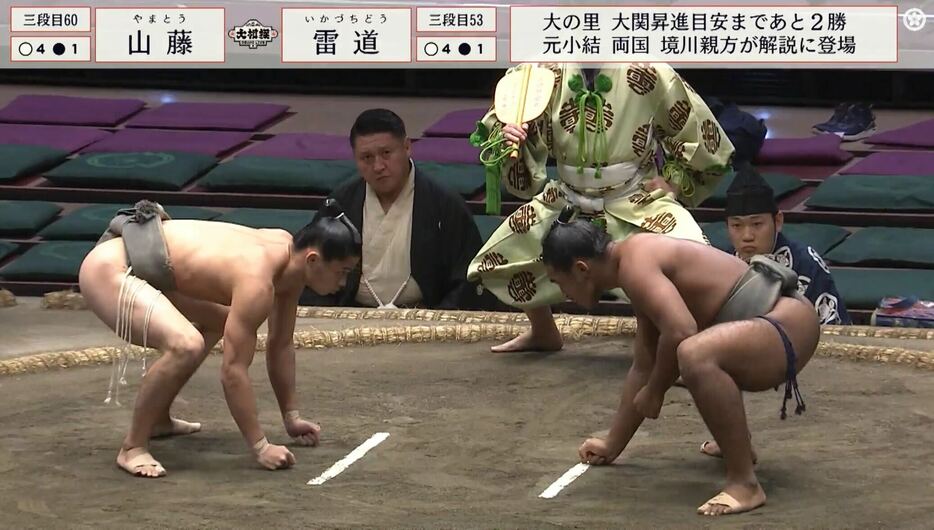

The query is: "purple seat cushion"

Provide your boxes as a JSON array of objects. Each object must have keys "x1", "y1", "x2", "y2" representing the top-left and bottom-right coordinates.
[
  {"x1": 423, "y1": 108, "x2": 488, "y2": 138},
  {"x1": 866, "y1": 119, "x2": 934, "y2": 148},
  {"x1": 753, "y1": 163, "x2": 843, "y2": 181},
  {"x1": 0, "y1": 124, "x2": 110, "y2": 152},
  {"x1": 754, "y1": 134, "x2": 854, "y2": 166},
  {"x1": 0, "y1": 95, "x2": 144, "y2": 127},
  {"x1": 240, "y1": 133, "x2": 353, "y2": 160},
  {"x1": 411, "y1": 137, "x2": 481, "y2": 164},
  {"x1": 840, "y1": 152, "x2": 934, "y2": 176},
  {"x1": 82, "y1": 129, "x2": 251, "y2": 157},
  {"x1": 125, "y1": 102, "x2": 289, "y2": 131}
]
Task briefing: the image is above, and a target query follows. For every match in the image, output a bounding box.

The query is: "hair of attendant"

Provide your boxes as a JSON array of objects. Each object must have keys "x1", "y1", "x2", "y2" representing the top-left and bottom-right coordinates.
[
  {"x1": 349, "y1": 108, "x2": 407, "y2": 148},
  {"x1": 541, "y1": 219, "x2": 612, "y2": 272},
  {"x1": 293, "y1": 201, "x2": 362, "y2": 261}
]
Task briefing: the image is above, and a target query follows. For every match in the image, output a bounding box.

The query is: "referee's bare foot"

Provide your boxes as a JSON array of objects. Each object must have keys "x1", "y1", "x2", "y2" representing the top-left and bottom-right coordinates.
[{"x1": 491, "y1": 328, "x2": 563, "y2": 353}]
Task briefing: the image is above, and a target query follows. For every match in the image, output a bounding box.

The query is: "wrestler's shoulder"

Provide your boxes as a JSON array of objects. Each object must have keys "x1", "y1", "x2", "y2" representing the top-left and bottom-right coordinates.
[
  {"x1": 615, "y1": 233, "x2": 661, "y2": 263},
  {"x1": 622, "y1": 233, "x2": 698, "y2": 268},
  {"x1": 624, "y1": 231, "x2": 665, "y2": 247},
  {"x1": 166, "y1": 220, "x2": 292, "y2": 255},
  {"x1": 167, "y1": 218, "x2": 286, "y2": 238}
]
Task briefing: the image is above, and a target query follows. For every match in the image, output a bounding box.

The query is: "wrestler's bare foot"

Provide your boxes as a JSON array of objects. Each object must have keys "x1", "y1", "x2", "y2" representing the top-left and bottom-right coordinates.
[
  {"x1": 697, "y1": 480, "x2": 766, "y2": 516},
  {"x1": 490, "y1": 328, "x2": 563, "y2": 353},
  {"x1": 700, "y1": 440, "x2": 758, "y2": 464},
  {"x1": 151, "y1": 417, "x2": 202, "y2": 438},
  {"x1": 117, "y1": 447, "x2": 166, "y2": 478}
]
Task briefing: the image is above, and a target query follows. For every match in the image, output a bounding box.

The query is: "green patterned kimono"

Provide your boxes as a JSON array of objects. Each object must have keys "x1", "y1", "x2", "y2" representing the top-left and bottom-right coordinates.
[{"x1": 467, "y1": 63, "x2": 735, "y2": 309}]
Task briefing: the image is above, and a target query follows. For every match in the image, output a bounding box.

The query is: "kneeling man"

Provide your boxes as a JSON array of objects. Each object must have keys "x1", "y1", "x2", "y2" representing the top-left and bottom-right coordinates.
[{"x1": 542, "y1": 207, "x2": 819, "y2": 516}]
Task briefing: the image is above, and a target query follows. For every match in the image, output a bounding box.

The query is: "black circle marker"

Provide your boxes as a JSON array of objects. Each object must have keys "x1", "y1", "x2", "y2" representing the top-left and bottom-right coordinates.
[{"x1": 53, "y1": 43, "x2": 66, "y2": 56}]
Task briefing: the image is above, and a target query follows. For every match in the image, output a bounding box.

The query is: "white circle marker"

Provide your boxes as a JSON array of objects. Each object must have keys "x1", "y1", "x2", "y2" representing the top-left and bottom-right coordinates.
[
  {"x1": 307, "y1": 432, "x2": 390, "y2": 486},
  {"x1": 18, "y1": 42, "x2": 33, "y2": 57}
]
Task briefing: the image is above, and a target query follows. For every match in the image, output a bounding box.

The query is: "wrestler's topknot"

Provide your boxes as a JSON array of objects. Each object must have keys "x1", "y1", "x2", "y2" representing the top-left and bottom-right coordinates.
[
  {"x1": 293, "y1": 199, "x2": 362, "y2": 260},
  {"x1": 556, "y1": 205, "x2": 577, "y2": 225},
  {"x1": 541, "y1": 216, "x2": 611, "y2": 272}
]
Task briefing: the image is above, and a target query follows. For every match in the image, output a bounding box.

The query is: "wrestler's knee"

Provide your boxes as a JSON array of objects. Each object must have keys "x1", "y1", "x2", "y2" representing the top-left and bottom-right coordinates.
[
  {"x1": 676, "y1": 335, "x2": 715, "y2": 382},
  {"x1": 163, "y1": 330, "x2": 205, "y2": 370}
]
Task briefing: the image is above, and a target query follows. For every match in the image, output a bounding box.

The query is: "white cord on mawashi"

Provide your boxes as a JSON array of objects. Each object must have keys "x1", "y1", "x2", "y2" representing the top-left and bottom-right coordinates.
[{"x1": 104, "y1": 268, "x2": 161, "y2": 406}]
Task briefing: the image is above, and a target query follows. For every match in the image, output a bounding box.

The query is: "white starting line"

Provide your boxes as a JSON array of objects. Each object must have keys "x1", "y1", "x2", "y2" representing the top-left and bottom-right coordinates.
[
  {"x1": 307, "y1": 432, "x2": 390, "y2": 486},
  {"x1": 306, "y1": 433, "x2": 589, "y2": 498},
  {"x1": 538, "y1": 462, "x2": 591, "y2": 499}
]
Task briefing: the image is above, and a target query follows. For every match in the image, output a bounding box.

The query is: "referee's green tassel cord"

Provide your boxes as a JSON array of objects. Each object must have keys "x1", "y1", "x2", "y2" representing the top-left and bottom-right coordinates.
[
  {"x1": 569, "y1": 73, "x2": 612, "y2": 179},
  {"x1": 471, "y1": 121, "x2": 511, "y2": 215}
]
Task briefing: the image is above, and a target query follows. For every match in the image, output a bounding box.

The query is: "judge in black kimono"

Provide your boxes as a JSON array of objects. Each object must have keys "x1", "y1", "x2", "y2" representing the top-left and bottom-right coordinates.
[
  {"x1": 723, "y1": 163, "x2": 851, "y2": 325},
  {"x1": 301, "y1": 108, "x2": 485, "y2": 310}
]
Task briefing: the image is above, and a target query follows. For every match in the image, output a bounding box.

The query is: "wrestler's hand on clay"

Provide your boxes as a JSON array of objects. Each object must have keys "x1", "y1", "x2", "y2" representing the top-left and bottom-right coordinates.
[
  {"x1": 633, "y1": 385, "x2": 664, "y2": 419},
  {"x1": 503, "y1": 123, "x2": 529, "y2": 149},
  {"x1": 643, "y1": 176, "x2": 677, "y2": 196},
  {"x1": 284, "y1": 414, "x2": 321, "y2": 447},
  {"x1": 256, "y1": 442, "x2": 296, "y2": 470},
  {"x1": 579, "y1": 437, "x2": 622, "y2": 466}
]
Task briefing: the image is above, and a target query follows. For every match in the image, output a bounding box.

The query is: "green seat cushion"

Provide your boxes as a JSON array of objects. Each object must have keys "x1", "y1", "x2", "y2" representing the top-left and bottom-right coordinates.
[
  {"x1": 780, "y1": 224, "x2": 851, "y2": 255},
  {"x1": 702, "y1": 172, "x2": 805, "y2": 208},
  {"x1": 418, "y1": 162, "x2": 487, "y2": 196},
  {"x1": 826, "y1": 227, "x2": 934, "y2": 267},
  {"x1": 702, "y1": 222, "x2": 850, "y2": 255},
  {"x1": 0, "y1": 200, "x2": 63, "y2": 237},
  {"x1": 806, "y1": 174, "x2": 934, "y2": 211},
  {"x1": 38, "y1": 203, "x2": 221, "y2": 240},
  {"x1": 0, "y1": 144, "x2": 68, "y2": 182},
  {"x1": 198, "y1": 157, "x2": 357, "y2": 193},
  {"x1": 44, "y1": 151, "x2": 217, "y2": 190},
  {"x1": 831, "y1": 268, "x2": 934, "y2": 309},
  {"x1": 0, "y1": 241, "x2": 18, "y2": 260},
  {"x1": 216, "y1": 208, "x2": 316, "y2": 234},
  {"x1": 700, "y1": 222, "x2": 732, "y2": 252},
  {"x1": 0, "y1": 241, "x2": 94, "y2": 281},
  {"x1": 474, "y1": 215, "x2": 503, "y2": 242}
]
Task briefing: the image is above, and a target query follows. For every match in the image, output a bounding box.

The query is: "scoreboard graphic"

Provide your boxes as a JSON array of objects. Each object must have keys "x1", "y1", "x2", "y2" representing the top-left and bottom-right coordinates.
[{"x1": 3, "y1": 1, "x2": 932, "y2": 68}]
